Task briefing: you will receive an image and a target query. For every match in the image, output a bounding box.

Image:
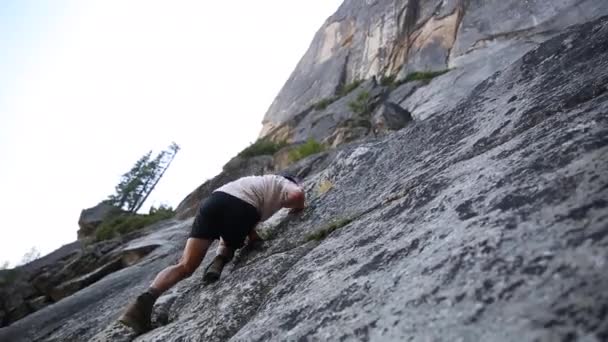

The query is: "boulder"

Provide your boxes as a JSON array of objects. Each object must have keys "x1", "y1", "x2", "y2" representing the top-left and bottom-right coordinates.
[
  {"x1": 371, "y1": 101, "x2": 413, "y2": 135},
  {"x1": 77, "y1": 203, "x2": 125, "y2": 239}
]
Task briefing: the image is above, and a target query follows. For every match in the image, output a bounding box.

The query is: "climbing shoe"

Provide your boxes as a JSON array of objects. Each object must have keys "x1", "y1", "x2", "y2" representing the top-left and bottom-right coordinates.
[
  {"x1": 245, "y1": 238, "x2": 265, "y2": 251},
  {"x1": 118, "y1": 292, "x2": 155, "y2": 334},
  {"x1": 203, "y1": 255, "x2": 229, "y2": 283}
]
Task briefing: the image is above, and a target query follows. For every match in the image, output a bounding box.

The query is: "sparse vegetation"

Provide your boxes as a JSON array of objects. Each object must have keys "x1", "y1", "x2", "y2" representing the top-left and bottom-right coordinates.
[
  {"x1": 313, "y1": 97, "x2": 337, "y2": 111},
  {"x1": 311, "y1": 79, "x2": 364, "y2": 111},
  {"x1": 403, "y1": 69, "x2": 450, "y2": 82},
  {"x1": 348, "y1": 91, "x2": 373, "y2": 116},
  {"x1": 238, "y1": 138, "x2": 288, "y2": 158},
  {"x1": 380, "y1": 74, "x2": 397, "y2": 87},
  {"x1": 337, "y1": 79, "x2": 363, "y2": 97},
  {"x1": 380, "y1": 69, "x2": 451, "y2": 90},
  {"x1": 95, "y1": 205, "x2": 175, "y2": 241},
  {"x1": 288, "y1": 138, "x2": 326, "y2": 163},
  {"x1": 306, "y1": 217, "x2": 353, "y2": 241}
]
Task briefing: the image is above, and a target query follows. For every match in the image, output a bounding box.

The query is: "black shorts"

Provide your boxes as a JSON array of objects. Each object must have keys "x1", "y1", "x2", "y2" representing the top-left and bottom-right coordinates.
[{"x1": 190, "y1": 191, "x2": 261, "y2": 248}]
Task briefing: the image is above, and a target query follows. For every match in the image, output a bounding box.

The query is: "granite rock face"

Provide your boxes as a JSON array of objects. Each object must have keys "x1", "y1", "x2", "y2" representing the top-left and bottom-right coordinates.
[
  {"x1": 0, "y1": 234, "x2": 159, "y2": 328},
  {"x1": 1, "y1": 14, "x2": 607, "y2": 342},
  {"x1": 260, "y1": 0, "x2": 608, "y2": 139}
]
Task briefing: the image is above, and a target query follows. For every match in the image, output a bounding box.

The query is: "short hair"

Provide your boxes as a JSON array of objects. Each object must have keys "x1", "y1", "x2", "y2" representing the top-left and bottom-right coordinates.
[{"x1": 278, "y1": 171, "x2": 301, "y2": 185}]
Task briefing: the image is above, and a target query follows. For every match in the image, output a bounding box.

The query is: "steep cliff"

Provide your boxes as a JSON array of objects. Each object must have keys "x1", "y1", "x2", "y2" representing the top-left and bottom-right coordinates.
[
  {"x1": 260, "y1": 0, "x2": 608, "y2": 141},
  {"x1": 1, "y1": 3, "x2": 608, "y2": 342}
]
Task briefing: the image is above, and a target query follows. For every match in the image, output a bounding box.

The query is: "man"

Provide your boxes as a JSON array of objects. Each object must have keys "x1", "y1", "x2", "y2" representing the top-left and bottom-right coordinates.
[{"x1": 118, "y1": 172, "x2": 305, "y2": 333}]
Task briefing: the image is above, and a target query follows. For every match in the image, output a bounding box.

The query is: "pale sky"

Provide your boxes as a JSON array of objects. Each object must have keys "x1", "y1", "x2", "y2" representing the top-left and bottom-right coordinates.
[{"x1": 0, "y1": 0, "x2": 342, "y2": 267}]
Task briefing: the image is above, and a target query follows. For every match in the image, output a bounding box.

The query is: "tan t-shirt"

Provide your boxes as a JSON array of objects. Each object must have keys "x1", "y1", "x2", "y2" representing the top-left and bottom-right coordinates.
[{"x1": 214, "y1": 174, "x2": 302, "y2": 221}]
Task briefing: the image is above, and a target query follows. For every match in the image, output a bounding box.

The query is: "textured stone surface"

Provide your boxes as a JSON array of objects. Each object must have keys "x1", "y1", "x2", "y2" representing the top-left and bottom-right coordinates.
[
  {"x1": 371, "y1": 101, "x2": 413, "y2": 135},
  {"x1": 450, "y1": 0, "x2": 608, "y2": 57},
  {"x1": 399, "y1": 39, "x2": 537, "y2": 121},
  {"x1": 0, "y1": 218, "x2": 186, "y2": 341},
  {"x1": 1, "y1": 15, "x2": 607, "y2": 342},
  {"x1": 0, "y1": 231, "x2": 158, "y2": 327},
  {"x1": 260, "y1": 0, "x2": 445, "y2": 134},
  {"x1": 261, "y1": 0, "x2": 608, "y2": 138}
]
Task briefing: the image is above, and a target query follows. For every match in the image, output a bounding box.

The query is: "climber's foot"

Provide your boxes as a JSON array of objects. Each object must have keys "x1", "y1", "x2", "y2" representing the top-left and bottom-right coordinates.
[
  {"x1": 203, "y1": 255, "x2": 228, "y2": 283},
  {"x1": 247, "y1": 239, "x2": 265, "y2": 251},
  {"x1": 118, "y1": 292, "x2": 155, "y2": 334}
]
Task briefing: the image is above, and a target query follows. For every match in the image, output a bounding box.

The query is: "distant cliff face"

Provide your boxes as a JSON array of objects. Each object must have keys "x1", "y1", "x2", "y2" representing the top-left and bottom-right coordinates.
[
  {"x1": 260, "y1": 0, "x2": 608, "y2": 140},
  {"x1": 2, "y1": 2, "x2": 608, "y2": 341}
]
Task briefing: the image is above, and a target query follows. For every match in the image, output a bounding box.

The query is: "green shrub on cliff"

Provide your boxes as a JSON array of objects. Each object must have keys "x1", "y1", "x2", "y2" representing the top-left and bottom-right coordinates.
[
  {"x1": 306, "y1": 217, "x2": 353, "y2": 241},
  {"x1": 238, "y1": 138, "x2": 287, "y2": 158},
  {"x1": 311, "y1": 79, "x2": 364, "y2": 111},
  {"x1": 313, "y1": 97, "x2": 337, "y2": 111},
  {"x1": 288, "y1": 138, "x2": 326, "y2": 163},
  {"x1": 403, "y1": 69, "x2": 450, "y2": 82},
  {"x1": 381, "y1": 69, "x2": 451, "y2": 90},
  {"x1": 348, "y1": 91, "x2": 373, "y2": 116},
  {"x1": 380, "y1": 74, "x2": 397, "y2": 87},
  {"x1": 338, "y1": 79, "x2": 363, "y2": 97},
  {"x1": 95, "y1": 205, "x2": 175, "y2": 241}
]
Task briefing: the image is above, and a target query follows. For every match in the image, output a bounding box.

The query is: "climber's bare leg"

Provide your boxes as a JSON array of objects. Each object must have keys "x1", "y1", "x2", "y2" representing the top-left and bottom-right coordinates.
[
  {"x1": 150, "y1": 237, "x2": 211, "y2": 293},
  {"x1": 119, "y1": 238, "x2": 211, "y2": 333}
]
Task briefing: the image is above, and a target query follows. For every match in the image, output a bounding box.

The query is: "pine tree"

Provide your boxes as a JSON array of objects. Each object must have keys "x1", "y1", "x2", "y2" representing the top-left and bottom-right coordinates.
[
  {"x1": 132, "y1": 142, "x2": 180, "y2": 213},
  {"x1": 106, "y1": 151, "x2": 153, "y2": 210},
  {"x1": 104, "y1": 142, "x2": 180, "y2": 213},
  {"x1": 19, "y1": 247, "x2": 40, "y2": 265}
]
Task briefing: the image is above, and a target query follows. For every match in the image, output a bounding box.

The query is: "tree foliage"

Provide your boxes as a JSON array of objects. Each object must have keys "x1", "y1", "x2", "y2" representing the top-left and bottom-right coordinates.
[
  {"x1": 95, "y1": 204, "x2": 175, "y2": 241},
  {"x1": 348, "y1": 91, "x2": 373, "y2": 116},
  {"x1": 19, "y1": 246, "x2": 41, "y2": 265},
  {"x1": 105, "y1": 142, "x2": 180, "y2": 213}
]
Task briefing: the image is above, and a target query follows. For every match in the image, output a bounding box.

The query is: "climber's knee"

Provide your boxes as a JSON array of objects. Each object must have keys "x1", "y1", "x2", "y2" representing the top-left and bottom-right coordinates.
[{"x1": 177, "y1": 237, "x2": 210, "y2": 278}]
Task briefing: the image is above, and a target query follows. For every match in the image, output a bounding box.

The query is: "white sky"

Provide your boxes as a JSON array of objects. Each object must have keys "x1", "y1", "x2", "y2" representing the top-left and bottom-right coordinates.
[{"x1": 0, "y1": 1, "x2": 342, "y2": 267}]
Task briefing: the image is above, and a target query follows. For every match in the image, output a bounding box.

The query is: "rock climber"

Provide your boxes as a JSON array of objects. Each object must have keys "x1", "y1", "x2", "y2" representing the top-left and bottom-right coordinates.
[{"x1": 118, "y1": 172, "x2": 306, "y2": 334}]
